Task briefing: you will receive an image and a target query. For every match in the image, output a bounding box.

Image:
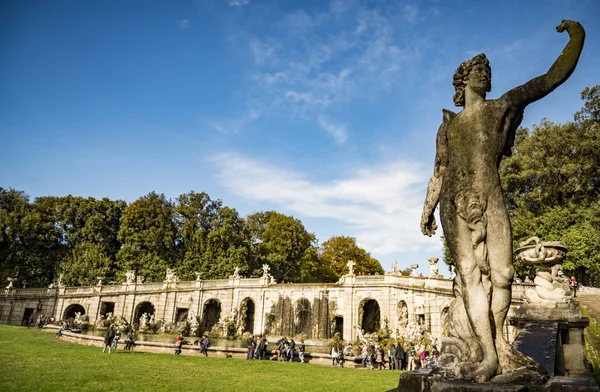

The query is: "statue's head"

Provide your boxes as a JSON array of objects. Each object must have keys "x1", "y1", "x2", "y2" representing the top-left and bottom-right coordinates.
[{"x1": 453, "y1": 53, "x2": 491, "y2": 106}]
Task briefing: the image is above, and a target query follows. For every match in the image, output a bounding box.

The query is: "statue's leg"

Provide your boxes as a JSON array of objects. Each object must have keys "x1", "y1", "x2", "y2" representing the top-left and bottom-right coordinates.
[
  {"x1": 485, "y1": 193, "x2": 514, "y2": 342},
  {"x1": 449, "y1": 214, "x2": 498, "y2": 383},
  {"x1": 486, "y1": 192, "x2": 539, "y2": 373}
]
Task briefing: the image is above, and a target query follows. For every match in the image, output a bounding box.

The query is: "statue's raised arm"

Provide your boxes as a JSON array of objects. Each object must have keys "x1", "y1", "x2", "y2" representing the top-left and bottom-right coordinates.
[{"x1": 502, "y1": 20, "x2": 585, "y2": 108}]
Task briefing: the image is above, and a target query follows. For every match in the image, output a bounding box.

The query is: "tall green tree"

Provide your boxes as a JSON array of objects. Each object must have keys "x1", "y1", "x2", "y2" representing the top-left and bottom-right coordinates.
[
  {"x1": 117, "y1": 192, "x2": 177, "y2": 282},
  {"x1": 175, "y1": 191, "x2": 251, "y2": 280},
  {"x1": 319, "y1": 235, "x2": 384, "y2": 278},
  {"x1": 246, "y1": 211, "x2": 314, "y2": 282},
  {"x1": 0, "y1": 189, "x2": 63, "y2": 287},
  {"x1": 298, "y1": 244, "x2": 338, "y2": 283},
  {"x1": 499, "y1": 86, "x2": 600, "y2": 285}
]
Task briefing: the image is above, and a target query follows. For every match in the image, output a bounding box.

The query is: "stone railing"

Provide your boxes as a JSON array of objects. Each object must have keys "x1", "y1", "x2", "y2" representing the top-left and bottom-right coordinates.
[
  {"x1": 11, "y1": 287, "x2": 51, "y2": 296},
  {"x1": 354, "y1": 275, "x2": 386, "y2": 283},
  {"x1": 201, "y1": 279, "x2": 229, "y2": 289},
  {"x1": 236, "y1": 278, "x2": 263, "y2": 286}
]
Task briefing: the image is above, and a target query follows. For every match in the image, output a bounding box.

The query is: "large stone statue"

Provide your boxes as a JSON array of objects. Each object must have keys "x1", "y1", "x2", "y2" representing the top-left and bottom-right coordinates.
[{"x1": 420, "y1": 20, "x2": 584, "y2": 383}]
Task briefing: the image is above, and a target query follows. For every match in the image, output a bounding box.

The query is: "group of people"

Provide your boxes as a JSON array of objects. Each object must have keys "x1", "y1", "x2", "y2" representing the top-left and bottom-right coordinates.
[
  {"x1": 243, "y1": 336, "x2": 306, "y2": 363},
  {"x1": 28, "y1": 314, "x2": 53, "y2": 329},
  {"x1": 330, "y1": 343, "x2": 354, "y2": 367},
  {"x1": 174, "y1": 333, "x2": 210, "y2": 355},
  {"x1": 102, "y1": 326, "x2": 136, "y2": 353},
  {"x1": 358, "y1": 341, "x2": 439, "y2": 371},
  {"x1": 273, "y1": 337, "x2": 305, "y2": 362}
]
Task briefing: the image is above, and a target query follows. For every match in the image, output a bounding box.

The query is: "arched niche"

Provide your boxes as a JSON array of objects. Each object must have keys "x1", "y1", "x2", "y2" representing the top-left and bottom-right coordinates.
[
  {"x1": 359, "y1": 298, "x2": 381, "y2": 333},
  {"x1": 240, "y1": 297, "x2": 255, "y2": 334},
  {"x1": 63, "y1": 304, "x2": 86, "y2": 320},
  {"x1": 202, "y1": 299, "x2": 221, "y2": 333},
  {"x1": 134, "y1": 301, "x2": 155, "y2": 324}
]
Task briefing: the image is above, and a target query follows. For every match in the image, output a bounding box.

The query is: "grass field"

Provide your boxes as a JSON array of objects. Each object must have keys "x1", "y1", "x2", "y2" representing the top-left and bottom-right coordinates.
[{"x1": 0, "y1": 325, "x2": 400, "y2": 391}]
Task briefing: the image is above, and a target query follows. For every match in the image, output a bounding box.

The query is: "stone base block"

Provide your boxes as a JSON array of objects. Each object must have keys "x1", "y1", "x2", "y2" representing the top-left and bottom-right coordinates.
[{"x1": 392, "y1": 371, "x2": 599, "y2": 392}]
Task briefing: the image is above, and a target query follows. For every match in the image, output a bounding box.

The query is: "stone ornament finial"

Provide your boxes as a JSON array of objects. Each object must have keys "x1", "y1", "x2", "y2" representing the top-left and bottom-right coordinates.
[
  {"x1": 6, "y1": 277, "x2": 15, "y2": 290},
  {"x1": 262, "y1": 264, "x2": 270, "y2": 278},
  {"x1": 347, "y1": 259, "x2": 355, "y2": 276},
  {"x1": 409, "y1": 264, "x2": 419, "y2": 277}
]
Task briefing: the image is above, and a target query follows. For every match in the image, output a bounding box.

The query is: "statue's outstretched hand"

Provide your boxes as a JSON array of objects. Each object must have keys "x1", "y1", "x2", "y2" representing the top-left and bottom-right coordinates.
[
  {"x1": 556, "y1": 20, "x2": 582, "y2": 34},
  {"x1": 420, "y1": 210, "x2": 437, "y2": 237}
]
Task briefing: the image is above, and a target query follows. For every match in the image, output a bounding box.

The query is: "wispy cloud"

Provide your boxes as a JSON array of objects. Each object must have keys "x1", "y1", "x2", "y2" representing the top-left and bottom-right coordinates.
[
  {"x1": 208, "y1": 106, "x2": 263, "y2": 134},
  {"x1": 223, "y1": 1, "x2": 431, "y2": 142},
  {"x1": 318, "y1": 116, "x2": 348, "y2": 145},
  {"x1": 177, "y1": 19, "x2": 191, "y2": 29},
  {"x1": 229, "y1": 0, "x2": 249, "y2": 7},
  {"x1": 210, "y1": 152, "x2": 436, "y2": 257}
]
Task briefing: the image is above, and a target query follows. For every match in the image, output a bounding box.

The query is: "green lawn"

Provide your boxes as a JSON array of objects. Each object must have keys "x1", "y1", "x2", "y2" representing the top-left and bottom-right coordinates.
[{"x1": 0, "y1": 325, "x2": 400, "y2": 391}]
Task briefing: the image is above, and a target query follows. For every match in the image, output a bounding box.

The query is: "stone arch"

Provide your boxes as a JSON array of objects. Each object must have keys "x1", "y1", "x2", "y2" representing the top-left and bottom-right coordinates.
[
  {"x1": 202, "y1": 298, "x2": 221, "y2": 333},
  {"x1": 134, "y1": 301, "x2": 155, "y2": 324},
  {"x1": 239, "y1": 297, "x2": 255, "y2": 334},
  {"x1": 63, "y1": 303, "x2": 86, "y2": 320},
  {"x1": 440, "y1": 306, "x2": 450, "y2": 336},
  {"x1": 294, "y1": 297, "x2": 312, "y2": 336},
  {"x1": 359, "y1": 298, "x2": 381, "y2": 333},
  {"x1": 398, "y1": 300, "x2": 409, "y2": 330}
]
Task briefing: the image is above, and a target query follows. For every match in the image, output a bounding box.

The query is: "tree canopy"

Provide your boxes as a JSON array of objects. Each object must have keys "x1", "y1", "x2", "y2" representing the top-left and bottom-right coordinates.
[
  {"x1": 0, "y1": 189, "x2": 383, "y2": 286},
  {"x1": 499, "y1": 85, "x2": 600, "y2": 285}
]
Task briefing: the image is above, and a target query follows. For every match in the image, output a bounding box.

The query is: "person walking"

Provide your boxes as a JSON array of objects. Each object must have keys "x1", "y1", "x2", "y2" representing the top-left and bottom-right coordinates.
[
  {"x1": 299, "y1": 339, "x2": 306, "y2": 363},
  {"x1": 174, "y1": 334, "x2": 184, "y2": 355}
]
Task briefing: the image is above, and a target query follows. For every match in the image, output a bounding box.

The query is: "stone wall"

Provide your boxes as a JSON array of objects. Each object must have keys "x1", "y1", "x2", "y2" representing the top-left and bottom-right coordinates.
[{"x1": 0, "y1": 274, "x2": 529, "y2": 342}]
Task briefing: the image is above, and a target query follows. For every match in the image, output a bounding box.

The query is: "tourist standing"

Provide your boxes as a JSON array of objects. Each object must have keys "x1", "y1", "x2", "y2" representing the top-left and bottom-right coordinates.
[
  {"x1": 112, "y1": 329, "x2": 121, "y2": 350},
  {"x1": 174, "y1": 334, "x2": 183, "y2": 355},
  {"x1": 288, "y1": 339, "x2": 296, "y2": 362},
  {"x1": 389, "y1": 344, "x2": 396, "y2": 370},
  {"x1": 299, "y1": 339, "x2": 306, "y2": 363},
  {"x1": 570, "y1": 276, "x2": 579, "y2": 297},
  {"x1": 102, "y1": 326, "x2": 115, "y2": 353},
  {"x1": 394, "y1": 342, "x2": 405, "y2": 371},
  {"x1": 361, "y1": 344, "x2": 369, "y2": 368},
  {"x1": 124, "y1": 330, "x2": 136, "y2": 350},
  {"x1": 260, "y1": 336, "x2": 268, "y2": 360},
  {"x1": 200, "y1": 334, "x2": 210, "y2": 356},
  {"x1": 247, "y1": 335, "x2": 255, "y2": 360}
]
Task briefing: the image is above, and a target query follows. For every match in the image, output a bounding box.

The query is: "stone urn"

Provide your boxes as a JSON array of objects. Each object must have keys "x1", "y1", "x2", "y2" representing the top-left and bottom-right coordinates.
[{"x1": 515, "y1": 236, "x2": 569, "y2": 301}]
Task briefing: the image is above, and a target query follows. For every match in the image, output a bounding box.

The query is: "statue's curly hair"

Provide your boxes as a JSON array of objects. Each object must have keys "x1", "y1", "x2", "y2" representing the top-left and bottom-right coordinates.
[{"x1": 452, "y1": 53, "x2": 491, "y2": 107}]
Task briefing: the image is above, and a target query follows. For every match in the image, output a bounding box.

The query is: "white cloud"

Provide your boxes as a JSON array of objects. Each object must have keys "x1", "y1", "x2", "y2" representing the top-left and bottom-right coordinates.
[
  {"x1": 210, "y1": 152, "x2": 437, "y2": 258},
  {"x1": 229, "y1": 0, "x2": 249, "y2": 7},
  {"x1": 177, "y1": 19, "x2": 191, "y2": 29},
  {"x1": 317, "y1": 116, "x2": 348, "y2": 145}
]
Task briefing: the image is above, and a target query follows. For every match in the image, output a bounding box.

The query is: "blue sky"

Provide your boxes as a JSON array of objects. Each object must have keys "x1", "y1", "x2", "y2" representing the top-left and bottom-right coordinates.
[{"x1": 1, "y1": 0, "x2": 599, "y2": 276}]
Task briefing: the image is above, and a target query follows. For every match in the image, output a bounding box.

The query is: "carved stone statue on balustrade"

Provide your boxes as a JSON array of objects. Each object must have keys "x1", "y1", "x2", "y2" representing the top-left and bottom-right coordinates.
[
  {"x1": 428, "y1": 257, "x2": 441, "y2": 277},
  {"x1": 165, "y1": 269, "x2": 179, "y2": 283},
  {"x1": 125, "y1": 270, "x2": 135, "y2": 285}
]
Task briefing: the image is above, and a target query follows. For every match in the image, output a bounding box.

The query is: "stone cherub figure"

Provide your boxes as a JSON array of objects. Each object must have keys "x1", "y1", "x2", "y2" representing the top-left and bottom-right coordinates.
[{"x1": 420, "y1": 20, "x2": 584, "y2": 383}]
